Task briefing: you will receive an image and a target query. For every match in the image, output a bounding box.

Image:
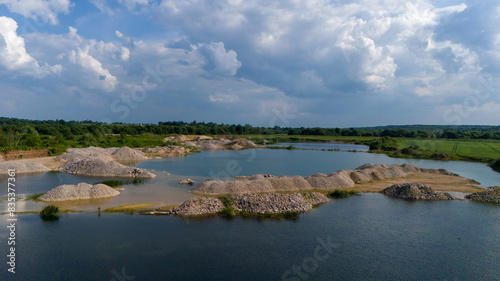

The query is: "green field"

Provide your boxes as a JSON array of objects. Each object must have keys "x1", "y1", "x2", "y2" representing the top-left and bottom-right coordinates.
[
  {"x1": 243, "y1": 134, "x2": 500, "y2": 162},
  {"x1": 399, "y1": 139, "x2": 500, "y2": 161}
]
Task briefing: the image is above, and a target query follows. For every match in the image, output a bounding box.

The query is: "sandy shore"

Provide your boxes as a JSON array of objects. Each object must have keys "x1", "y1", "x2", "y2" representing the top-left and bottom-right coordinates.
[{"x1": 351, "y1": 173, "x2": 483, "y2": 194}]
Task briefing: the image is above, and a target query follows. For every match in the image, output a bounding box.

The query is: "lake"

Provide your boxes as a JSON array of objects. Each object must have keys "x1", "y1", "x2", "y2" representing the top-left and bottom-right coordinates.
[{"x1": 1, "y1": 144, "x2": 499, "y2": 280}]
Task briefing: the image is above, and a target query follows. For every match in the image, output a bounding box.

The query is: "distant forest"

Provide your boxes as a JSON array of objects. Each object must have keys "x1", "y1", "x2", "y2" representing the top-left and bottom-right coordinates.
[{"x1": 0, "y1": 117, "x2": 499, "y2": 152}]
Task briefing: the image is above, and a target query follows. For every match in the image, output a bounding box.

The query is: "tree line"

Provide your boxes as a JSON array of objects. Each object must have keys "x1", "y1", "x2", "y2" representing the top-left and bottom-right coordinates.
[{"x1": 1, "y1": 117, "x2": 499, "y2": 152}]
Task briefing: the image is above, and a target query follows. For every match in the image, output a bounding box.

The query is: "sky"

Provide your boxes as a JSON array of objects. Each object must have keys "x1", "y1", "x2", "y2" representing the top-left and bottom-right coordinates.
[{"x1": 0, "y1": 0, "x2": 499, "y2": 128}]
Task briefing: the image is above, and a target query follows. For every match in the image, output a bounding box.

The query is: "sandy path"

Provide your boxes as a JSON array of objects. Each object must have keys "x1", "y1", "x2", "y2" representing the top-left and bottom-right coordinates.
[{"x1": 12, "y1": 156, "x2": 66, "y2": 171}]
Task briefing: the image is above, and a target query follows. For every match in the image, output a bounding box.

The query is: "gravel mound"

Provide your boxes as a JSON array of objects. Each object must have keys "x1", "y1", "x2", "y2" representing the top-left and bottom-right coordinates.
[
  {"x1": 164, "y1": 135, "x2": 192, "y2": 142},
  {"x1": 192, "y1": 164, "x2": 460, "y2": 195},
  {"x1": 166, "y1": 197, "x2": 224, "y2": 216},
  {"x1": 140, "y1": 146, "x2": 190, "y2": 157},
  {"x1": 465, "y1": 187, "x2": 500, "y2": 203},
  {"x1": 57, "y1": 146, "x2": 116, "y2": 162},
  {"x1": 193, "y1": 179, "x2": 274, "y2": 195},
  {"x1": 198, "y1": 141, "x2": 224, "y2": 150},
  {"x1": 39, "y1": 183, "x2": 120, "y2": 201},
  {"x1": 60, "y1": 158, "x2": 155, "y2": 178},
  {"x1": 112, "y1": 146, "x2": 148, "y2": 161},
  {"x1": 381, "y1": 183, "x2": 454, "y2": 200},
  {"x1": 154, "y1": 192, "x2": 329, "y2": 216},
  {"x1": 0, "y1": 161, "x2": 50, "y2": 174},
  {"x1": 238, "y1": 140, "x2": 257, "y2": 147},
  {"x1": 231, "y1": 192, "x2": 329, "y2": 214},
  {"x1": 268, "y1": 176, "x2": 313, "y2": 191}
]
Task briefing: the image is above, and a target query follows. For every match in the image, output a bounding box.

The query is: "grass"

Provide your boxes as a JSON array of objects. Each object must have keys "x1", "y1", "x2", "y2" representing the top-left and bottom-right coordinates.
[
  {"x1": 245, "y1": 134, "x2": 500, "y2": 163},
  {"x1": 104, "y1": 203, "x2": 158, "y2": 214},
  {"x1": 328, "y1": 189, "x2": 359, "y2": 198},
  {"x1": 399, "y1": 139, "x2": 500, "y2": 161},
  {"x1": 40, "y1": 205, "x2": 60, "y2": 221},
  {"x1": 96, "y1": 178, "x2": 145, "y2": 187},
  {"x1": 25, "y1": 192, "x2": 45, "y2": 201},
  {"x1": 218, "y1": 196, "x2": 238, "y2": 218}
]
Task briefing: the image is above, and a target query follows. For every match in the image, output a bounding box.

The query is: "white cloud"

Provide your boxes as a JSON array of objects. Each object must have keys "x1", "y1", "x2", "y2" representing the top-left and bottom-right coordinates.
[
  {"x1": 118, "y1": 0, "x2": 149, "y2": 10},
  {"x1": 0, "y1": 0, "x2": 72, "y2": 25},
  {"x1": 89, "y1": 0, "x2": 114, "y2": 16},
  {"x1": 157, "y1": 0, "x2": 472, "y2": 95},
  {"x1": 201, "y1": 42, "x2": 241, "y2": 76},
  {"x1": 120, "y1": 47, "x2": 130, "y2": 61},
  {"x1": 0, "y1": 16, "x2": 62, "y2": 77},
  {"x1": 433, "y1": 4, "x2": 467, "y2": 15},
  {"x1": 70, "y1": 46, "x2": 117, "y2": 92},
  {"x1": 209, "y1": 93, "x2": 239, "y2": 103}
]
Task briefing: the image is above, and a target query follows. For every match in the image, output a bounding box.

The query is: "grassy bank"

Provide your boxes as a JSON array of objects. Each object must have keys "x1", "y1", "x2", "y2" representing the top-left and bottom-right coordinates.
[{"x1": 243, "y1": 134, "x2": 500, "y2": 163}]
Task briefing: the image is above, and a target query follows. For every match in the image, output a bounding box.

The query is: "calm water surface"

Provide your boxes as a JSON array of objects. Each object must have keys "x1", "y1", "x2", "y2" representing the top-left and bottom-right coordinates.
[
  {"x1": 267, "y1": 142, "x2": 370, "y2": 151},
  {"x1": 1, "y1": 194, "x2": 499, "y2": 281},
  {"x1": 137, "y1": 147, "x2": 500, "y2": 187}
]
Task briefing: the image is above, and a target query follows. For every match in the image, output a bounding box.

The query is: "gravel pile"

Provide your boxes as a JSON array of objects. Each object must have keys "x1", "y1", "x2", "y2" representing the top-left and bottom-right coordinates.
[
  {"x1": 39, "y1": 182, "x2": 120, "y2": 201},
  {"x1": 0, "y1": 161, "x2": 50, "y2": 174},
  {"x1": 165, "y1": 136, "x2": 257, "y2": 152},
  {"x1": 380, "y1": 183, "x2": 454, "y2": 200},
  {"x1": 231, "y1": 192, "x2": 329, "y2": 214},
  {"x1": 57, "y1": 147, "x2": 116, "y2": 162},
  {"x1": 151, "y1": 192, "x2": 329, "y2": 216},
  {"x1": 191, "y1": 164, "x2": 460, "y2": 195},
  {"x1": 465, "y1": 187, "x2": 500, "y2": 203},
  {"x1": 140, "y1": 146, "x2": 190, "y2": 157},
  {"x1": 60, "y1": 158, "x2": 155, "y2": 178},
  {"x1": 112, "y1": 146, "x2": 148, "y2": 161},
  {"x1": 268, "y1": 176, "x2": 313, "y2": 191},
  {"x1": 165, "y1": 197, "x2": 224, "y2": 216}
]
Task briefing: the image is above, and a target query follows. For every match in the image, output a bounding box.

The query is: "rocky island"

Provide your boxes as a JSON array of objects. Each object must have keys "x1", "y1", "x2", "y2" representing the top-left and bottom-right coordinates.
[
  {"x1": 191, "y1": 163, "x2": 464, "y2": 195},
  {"x1": 380, "y1": 183, "x2": 454, "y2": 200},
  {"x1": 465, "y1": 187, "x2": 500, "y2": 203},
  {"x1": 144, "y1": 192, "x2": 329, "y2": 217}
]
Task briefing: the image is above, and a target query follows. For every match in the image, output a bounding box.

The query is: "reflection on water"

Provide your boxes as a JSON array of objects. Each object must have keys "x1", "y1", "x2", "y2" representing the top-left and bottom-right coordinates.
[
  {"x1": 268, "y1": 142, "x2": 370, "y2": 151},
  {"x1": 0, "y1": 193, "x2": 498, "y2": 281}
]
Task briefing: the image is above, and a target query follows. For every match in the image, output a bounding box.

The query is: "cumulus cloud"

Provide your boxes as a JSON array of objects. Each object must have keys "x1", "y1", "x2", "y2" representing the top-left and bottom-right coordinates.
[
  {"x1": 69, "y1": 46, "x2": 117, "y2": 92},
  {"x1": 2, "y1": 0, "x2": 499, "y2": 126},
  {"x1": 200, "y1": 42, "x2": 241, "y2": 76},
  {"x1": 0, "y1": 16, "x2": 62, "y2": 77},
  {"x1": 156, "y1": 0, "x2": 475, "y2": 95},
  {"x1": 0, "y1": 0, "x2": 72, "y2": 25},
  {"x1": 118, "y1": 0, "x2": 149, "y2": 10}
]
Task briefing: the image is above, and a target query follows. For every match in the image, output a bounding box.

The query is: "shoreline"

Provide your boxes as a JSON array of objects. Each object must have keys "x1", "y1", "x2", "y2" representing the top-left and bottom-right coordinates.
[{"x1": 1, "y1": 138, "x2": 497, "y2": 217}]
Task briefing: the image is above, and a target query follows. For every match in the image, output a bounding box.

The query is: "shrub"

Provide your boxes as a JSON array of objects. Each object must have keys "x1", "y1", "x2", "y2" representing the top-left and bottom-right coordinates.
[
  {"x1": 40, "y1": 205, "x2": 60, "y2": 221},
  {"x1": 328, "y1": 189, "x2": 359, "y2": 199},
  {"x1": 96, "y1": 180, "x2": 124, "y2": 187},
  {"x1": 218, "y1": 196, "x2": 237, "y2": 218},
  {"x1": 491, "y1": 158, "x2": 500, "y2": 172}
]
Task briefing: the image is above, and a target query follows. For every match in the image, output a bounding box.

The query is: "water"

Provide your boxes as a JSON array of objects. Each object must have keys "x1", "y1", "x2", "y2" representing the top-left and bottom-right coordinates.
[
  {"x1": 267, "y1": 142, "x2": 370, "y2": 151},
  {"x1": 137, "y1": 148, "x2": 500, "y2": 187},
  {"x1": 1, "y1": 144, "x2": 499, "y2": 280},
  {"x1": 1, "y1": 194, "x2": 499, "y2": 281}
]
